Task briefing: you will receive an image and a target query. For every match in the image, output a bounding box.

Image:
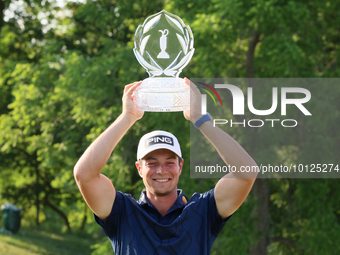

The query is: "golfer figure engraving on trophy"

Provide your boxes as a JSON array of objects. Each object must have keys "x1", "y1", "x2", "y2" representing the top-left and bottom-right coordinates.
[{"x1": 157, "y1": 29, "x2": 170, "y2": 59}]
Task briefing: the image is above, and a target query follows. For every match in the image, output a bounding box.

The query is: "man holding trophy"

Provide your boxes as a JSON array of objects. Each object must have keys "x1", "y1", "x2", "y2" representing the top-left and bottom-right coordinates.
[{"x1": 74, "y1": 10, "x2": 257, "y2": 255}]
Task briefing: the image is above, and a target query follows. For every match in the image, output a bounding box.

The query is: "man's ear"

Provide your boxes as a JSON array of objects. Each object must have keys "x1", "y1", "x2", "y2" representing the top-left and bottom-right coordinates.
[
  {"x1": 135, "y1": 161, "x2": 143, "y2": 178},
  {"x1": 179, "y1": 158, "x2": 184, "y2": 175}
]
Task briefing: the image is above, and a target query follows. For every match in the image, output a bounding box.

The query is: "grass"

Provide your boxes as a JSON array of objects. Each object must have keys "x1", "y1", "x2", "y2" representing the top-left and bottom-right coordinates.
[{"x1": 0, "y1": 227, "x2": 97, "y2": 255}]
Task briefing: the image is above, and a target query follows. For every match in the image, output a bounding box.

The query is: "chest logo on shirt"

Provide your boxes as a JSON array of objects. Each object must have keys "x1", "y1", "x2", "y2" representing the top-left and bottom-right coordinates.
[
  {"x1": 146, "y1": 135, "x2": 174, "y2": 147},
  {"x1": 182, "y1": 196, "x2": 187, "y2": 204}
]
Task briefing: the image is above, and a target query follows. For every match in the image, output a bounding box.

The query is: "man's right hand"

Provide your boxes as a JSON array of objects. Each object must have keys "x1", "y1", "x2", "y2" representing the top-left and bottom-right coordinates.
[{"x1": 122, "y1": 81, "x2": 144, "y2": 122}]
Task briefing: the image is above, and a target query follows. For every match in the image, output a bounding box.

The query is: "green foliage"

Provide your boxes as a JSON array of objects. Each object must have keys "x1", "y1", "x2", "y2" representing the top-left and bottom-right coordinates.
[{"x1": 0, "y1": 0, "x2": 340, "y2": 254}]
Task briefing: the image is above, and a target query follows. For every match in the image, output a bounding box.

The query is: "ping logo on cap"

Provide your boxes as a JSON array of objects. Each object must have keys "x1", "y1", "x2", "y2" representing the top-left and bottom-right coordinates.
[{"x1": 145, "y1": 135, "x2": 174, "y2": 147}]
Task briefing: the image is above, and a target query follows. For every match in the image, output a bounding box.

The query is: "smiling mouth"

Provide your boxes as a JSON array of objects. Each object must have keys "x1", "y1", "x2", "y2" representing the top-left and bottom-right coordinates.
[{"x1": 153, "y1": 178, "x2": 170, "y2": 183}]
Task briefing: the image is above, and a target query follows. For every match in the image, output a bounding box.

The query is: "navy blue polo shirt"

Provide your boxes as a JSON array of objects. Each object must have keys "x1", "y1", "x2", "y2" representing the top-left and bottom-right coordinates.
[{"x1": 94, "y1": 189, "x2": 230, "y2": 255}]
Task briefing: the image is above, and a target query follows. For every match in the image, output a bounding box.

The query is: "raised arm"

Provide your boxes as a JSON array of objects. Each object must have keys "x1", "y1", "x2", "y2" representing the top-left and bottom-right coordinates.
[
  {"x1": 74, "y1": 81, "x2": 143, "y2": 220},
  {"x1": 184, "y1": 78, "x2": 258, "y2": 219}
]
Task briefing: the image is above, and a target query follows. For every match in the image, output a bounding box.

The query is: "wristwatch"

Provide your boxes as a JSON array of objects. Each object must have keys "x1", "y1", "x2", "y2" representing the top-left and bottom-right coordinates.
[{"x1": 194, "y1": 113, "x2": 212, "y2": 128}]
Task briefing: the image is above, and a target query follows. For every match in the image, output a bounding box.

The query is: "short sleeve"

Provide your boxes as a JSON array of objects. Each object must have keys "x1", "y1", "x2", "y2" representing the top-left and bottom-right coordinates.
[
  {"x1": 94, "y1": 191, "x2": 124, "y2": 238},
  {"x1": 207, "y1": 188, "x2": 232, "y2": 237}
]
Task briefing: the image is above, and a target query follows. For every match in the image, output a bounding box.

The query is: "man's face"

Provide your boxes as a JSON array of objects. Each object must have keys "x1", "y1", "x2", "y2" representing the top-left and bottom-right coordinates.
[{"x1": 136, "y1": 149, "x2": 183, "y2": 197}]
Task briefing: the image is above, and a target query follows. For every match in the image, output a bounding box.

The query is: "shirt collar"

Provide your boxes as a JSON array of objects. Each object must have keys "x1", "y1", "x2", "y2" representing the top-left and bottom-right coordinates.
[{"x1": 138, "y1": 189, "x2": 188, "y2": 211}]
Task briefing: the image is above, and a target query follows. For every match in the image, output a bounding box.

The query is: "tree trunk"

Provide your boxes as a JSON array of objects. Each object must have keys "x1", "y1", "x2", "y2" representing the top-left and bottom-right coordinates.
[
  {"x1": 245, "y1": 29, "x2": 271, "y2": 255},
  {"x1": 44, "y1": 199, "x2": 72, "y2": 232},
  {"x1": 80, "y1": 203, "x2": 87, "y2": 231},
  {"x1": 35, "y1": 167, "x2": 40, "y2": 226},
  {"x1": 249, "y1": 179, "x2": 270, "y2": 255},
  {"x1": 0, "y1": 0, "x2": 5, "y2": 37},
  {"x1": 246, "y1": 30, "x2": 260, "y2": 79}
]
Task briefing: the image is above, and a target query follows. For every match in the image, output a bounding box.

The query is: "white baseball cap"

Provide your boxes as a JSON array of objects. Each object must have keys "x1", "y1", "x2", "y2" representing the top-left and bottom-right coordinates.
[{"x1": 137, "y1": 130, "x2": 182, "y2": 160}]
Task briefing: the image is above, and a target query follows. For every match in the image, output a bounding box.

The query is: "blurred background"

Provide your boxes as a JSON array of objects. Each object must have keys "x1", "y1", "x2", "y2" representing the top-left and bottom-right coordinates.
[{"x1": 0, "y1": 0, "x2": 339, "y2": 254}]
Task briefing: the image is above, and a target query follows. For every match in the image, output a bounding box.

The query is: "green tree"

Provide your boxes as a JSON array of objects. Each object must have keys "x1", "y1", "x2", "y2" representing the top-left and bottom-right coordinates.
[{"x1": 0, "y1": 0, "x2": 339, "y2": 254}]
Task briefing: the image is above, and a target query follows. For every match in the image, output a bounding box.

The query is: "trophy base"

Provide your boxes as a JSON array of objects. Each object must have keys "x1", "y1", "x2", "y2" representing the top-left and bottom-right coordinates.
[{"x1": 133, "y1": 78, "x2": 189, "y2": 112}]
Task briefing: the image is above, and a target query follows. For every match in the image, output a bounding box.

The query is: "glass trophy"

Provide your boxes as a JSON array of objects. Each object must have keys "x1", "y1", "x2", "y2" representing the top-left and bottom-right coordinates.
[{"x1": 133, "y1": 10, "x2": 195, "y2": 112}]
